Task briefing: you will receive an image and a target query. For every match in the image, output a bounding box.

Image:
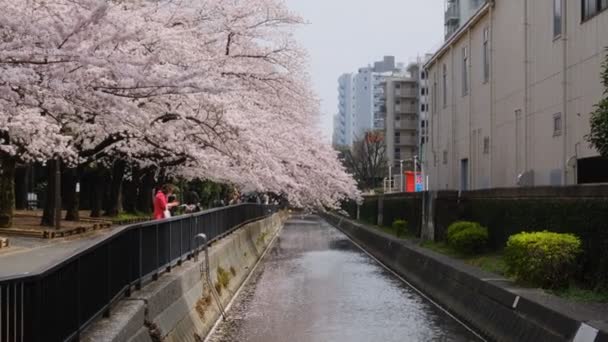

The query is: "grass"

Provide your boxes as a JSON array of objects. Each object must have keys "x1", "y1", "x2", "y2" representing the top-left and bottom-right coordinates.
[
  {"x1": 372, "y1": 225, "x2": 414, "y2": 239},
  {"x1": 420, "y1": 241, "x2": 507, "y2": 277},
  {"x1": 550, "y1": 286, "x2": 608, "y2": 303},
  {"x1": 107, "y1": 212, "x2": 151, "y2": 224}
]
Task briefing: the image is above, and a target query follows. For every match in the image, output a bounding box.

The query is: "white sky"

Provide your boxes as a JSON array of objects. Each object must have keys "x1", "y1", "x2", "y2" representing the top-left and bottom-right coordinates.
[{"x1": 284, "y1": 0, "x2": 446, "y2": 140}]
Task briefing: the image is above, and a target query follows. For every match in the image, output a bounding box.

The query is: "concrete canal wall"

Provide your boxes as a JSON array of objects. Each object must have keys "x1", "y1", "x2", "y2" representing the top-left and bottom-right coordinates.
[
  {"x1": 323, "y1": 212, "x2": 608, "y2": 342},
  {"x1": 82, "y1": 211, "x2": 288, "y2": 342}
]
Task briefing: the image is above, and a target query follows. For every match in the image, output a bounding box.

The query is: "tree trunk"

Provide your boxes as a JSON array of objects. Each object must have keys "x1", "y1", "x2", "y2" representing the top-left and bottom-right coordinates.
[
  {"x1": 136, "y1": 170, "x2": 155, "y2": 214},
  {"x1": 14, "y1": 165, "x2": 28, "y2": 210},
  {"x1": 41, "y1": 160, "x2": 60, "y2": 227},
  {"x1": 0, "y1": 155, "x2": 16, "y2": 228},
  {"x1": 123, "y1": 166, "x2": 138, "y2": 214},
  {"x1": 105, "y1": 160, "x2": 125, "y2": 217},
  {"x1": 64, "y1": 167, "x2": 81, "y2": 221},
  {"x1": 90, "y1": 168, "x2": 106, "y2": 218}
]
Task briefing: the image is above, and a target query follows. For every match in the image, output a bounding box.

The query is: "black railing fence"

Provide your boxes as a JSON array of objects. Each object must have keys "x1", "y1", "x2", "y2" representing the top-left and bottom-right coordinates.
[{"x1": 0, "y1": 204, "x2": 278, "y2": 342}]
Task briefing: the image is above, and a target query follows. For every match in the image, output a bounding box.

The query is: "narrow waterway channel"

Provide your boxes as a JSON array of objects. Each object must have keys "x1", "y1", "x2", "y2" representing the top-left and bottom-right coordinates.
[{"x1": 207, "y1": 216, "x2": 483, "y2": 342}]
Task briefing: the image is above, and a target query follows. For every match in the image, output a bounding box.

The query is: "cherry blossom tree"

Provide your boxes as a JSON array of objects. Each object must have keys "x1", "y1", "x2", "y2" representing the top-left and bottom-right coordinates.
[{"x1": 0, "y1": 0, "x2": 360, "y2": 227}]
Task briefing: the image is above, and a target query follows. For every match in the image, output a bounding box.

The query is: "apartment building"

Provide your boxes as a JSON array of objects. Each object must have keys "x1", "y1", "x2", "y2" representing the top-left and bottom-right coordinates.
[
  {"x1": 445, "y1": 0, "x2": 488, "y2": 39},
  {"x1": 333, "y1": 74, "x2": 355, "y2": 147},
  {"x1": 333, "y1": 56, "x2": 407, "y2": 147},
  {"x1": 384, "y1": 74, "x2": 419, "y2": 168},
  {"x1": 425, "y1": 0, "x2": 608, "y2": 191}
]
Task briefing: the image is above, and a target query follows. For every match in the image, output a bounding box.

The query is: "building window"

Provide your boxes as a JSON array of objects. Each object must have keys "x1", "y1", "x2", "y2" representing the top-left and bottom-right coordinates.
[
  {"x1": 396, "y1": 115, "x2": 401, "y2": 121},
  {"x1": 483, "y1": 27, "x2": 490, "y2": 83},
  {"x1": 554, "y1": 113, "x2": 563, "y2": 136},
  {"x1": 582, "y1": 0, "x2": 608, "y2": 21},
  {"x1": 554, "y1": 0, "x2": 562, "y2": 38},
  {"x1": 421, "y1": 71, "x2": 427, "y2": 79},
  {"x1": 396, "y1": 84, "x2": 401, "y2": 89},
  {"x1": 483, "y1": 137, "x2": 490, "y2": 154},
  {"x1": 443, "y1": 150, "x2": 448, "y2": 164},
  {"x1": 462, "y1": 46, "x2": 469, "y2": 96},
  {"x1": 442, "y1": 64, "x2": 448, "y2": 108},
  {"x1": 433, "y1": 73, "x2": 438, "y2": 114},
  {"x1": 395, "y1": 132, "x2": 401, "y2": 144}
]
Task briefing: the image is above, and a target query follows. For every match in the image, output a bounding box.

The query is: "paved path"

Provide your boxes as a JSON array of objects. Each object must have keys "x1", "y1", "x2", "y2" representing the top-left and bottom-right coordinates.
[{"x1": 0, "y1": 226, "x2": 125, "y2": 280}]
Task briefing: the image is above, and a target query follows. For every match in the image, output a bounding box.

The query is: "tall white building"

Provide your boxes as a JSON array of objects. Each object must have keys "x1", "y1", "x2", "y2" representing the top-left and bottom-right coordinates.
[{"x1": 333, "y1": 74, "x2": 355, "y2": 147}]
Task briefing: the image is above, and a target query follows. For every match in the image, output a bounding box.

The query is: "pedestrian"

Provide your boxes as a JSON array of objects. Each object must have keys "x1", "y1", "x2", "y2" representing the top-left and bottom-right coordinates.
[{"x1": 153, "y1": 184, "x2": 180, "y2": 220}]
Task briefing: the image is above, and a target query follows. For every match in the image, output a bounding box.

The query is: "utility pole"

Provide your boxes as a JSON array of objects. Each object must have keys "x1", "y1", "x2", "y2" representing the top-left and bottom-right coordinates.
[
  {"x1": 54, "y1": 157, "x2": 61, "y2": 230},
  {"x1": 399, "y1": 160, "x2": 404, "y2": 192},
  {"x1": 388, "y1": 164, "x2": 393, "y2": 193},
  {"x1": 414, "y1": 155, "x2": 419, "y2": 192}
]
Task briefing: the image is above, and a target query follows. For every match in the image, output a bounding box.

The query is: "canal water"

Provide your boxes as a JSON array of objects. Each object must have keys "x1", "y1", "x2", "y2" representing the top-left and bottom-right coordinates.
[{"x1": 207, "y1": 216, "x2": 482, "y2": 342}]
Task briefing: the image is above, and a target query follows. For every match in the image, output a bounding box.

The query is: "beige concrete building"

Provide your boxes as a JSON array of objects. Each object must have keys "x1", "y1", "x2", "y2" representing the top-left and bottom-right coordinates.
[
  {"x1": 383, "y1": 75, "x2": 419, "y2": 168},
  {"x1": 425, "y1": 0, "x2": 608, "y2": 191}
]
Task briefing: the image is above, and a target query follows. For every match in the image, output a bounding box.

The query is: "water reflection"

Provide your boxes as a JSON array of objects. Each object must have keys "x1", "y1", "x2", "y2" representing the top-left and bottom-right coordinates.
[{"x1": 208, "y1": 216, "x2": 481, "y2": 342}]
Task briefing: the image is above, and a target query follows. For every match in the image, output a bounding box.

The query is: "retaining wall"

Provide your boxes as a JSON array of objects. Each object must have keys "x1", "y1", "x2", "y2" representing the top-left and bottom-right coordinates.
[
  {"x1": 323, "y1": 212, "x2": 608, "y2": 342},
  {"x1": 82, "y1": 211, "x2": 288, "y2": 342}
]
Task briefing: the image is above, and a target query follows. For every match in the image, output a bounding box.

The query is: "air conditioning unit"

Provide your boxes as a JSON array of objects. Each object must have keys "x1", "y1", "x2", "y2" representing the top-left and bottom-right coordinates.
[{"x1": 517, "y1": 170, "x2": 535, "y2": 187}]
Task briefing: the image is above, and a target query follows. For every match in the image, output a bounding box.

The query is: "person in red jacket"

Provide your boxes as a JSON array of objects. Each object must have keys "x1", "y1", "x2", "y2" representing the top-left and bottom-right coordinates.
[{"x1": 153, "y1": 184, "x2": 179, "y2": 220}]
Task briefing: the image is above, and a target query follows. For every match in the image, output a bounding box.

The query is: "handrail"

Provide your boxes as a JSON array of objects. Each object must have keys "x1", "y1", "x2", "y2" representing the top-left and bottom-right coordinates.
[{"x1": 0, "y1": 203, "x2": 279, "y2": 342}]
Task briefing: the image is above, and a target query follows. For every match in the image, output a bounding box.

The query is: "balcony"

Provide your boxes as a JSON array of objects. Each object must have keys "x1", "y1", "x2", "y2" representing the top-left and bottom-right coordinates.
[
  {"x1": 395, "y1": 104, "x2": 418, "y2": 113},
  {"x1": 445, "y1": 1, "x2": 460, "y2": 24},
  {"x1": 395, "y1": 88, "x2": 418, "y2": 98},
  {"x1": 395, "y1": 136, "x2": 418, "y2": 146},
  {"x1": 394, "y1": 121, "x2": 418, "y2": 130}
]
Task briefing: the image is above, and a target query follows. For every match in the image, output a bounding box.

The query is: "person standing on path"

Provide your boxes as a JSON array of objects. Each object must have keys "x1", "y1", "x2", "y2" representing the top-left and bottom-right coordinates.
[{"x1": 153, "y1": 184, "x2": 179, "y2": 220}]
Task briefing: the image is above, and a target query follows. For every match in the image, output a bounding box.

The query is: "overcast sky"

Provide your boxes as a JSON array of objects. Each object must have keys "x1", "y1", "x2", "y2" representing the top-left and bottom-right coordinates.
[{"x1": 284, "y1": 0, "x2": 446, "y2": 140}]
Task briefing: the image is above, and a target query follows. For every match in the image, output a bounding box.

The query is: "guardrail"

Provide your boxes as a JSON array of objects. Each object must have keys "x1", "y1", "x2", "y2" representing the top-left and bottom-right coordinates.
[{"x1": 0, "y1": 204, "x2": 278, "y2": 342}]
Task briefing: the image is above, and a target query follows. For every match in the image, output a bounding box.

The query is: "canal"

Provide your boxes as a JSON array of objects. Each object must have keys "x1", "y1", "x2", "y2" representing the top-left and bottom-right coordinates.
[{"x1": 207, "y1": 216, "x2": 483, "y2": 342}]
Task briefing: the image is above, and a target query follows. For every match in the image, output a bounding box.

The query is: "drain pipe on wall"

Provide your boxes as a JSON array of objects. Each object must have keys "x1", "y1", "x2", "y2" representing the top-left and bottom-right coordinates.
[{"x1": 562, "y1": 0, "x2": 569, "y2": 185}]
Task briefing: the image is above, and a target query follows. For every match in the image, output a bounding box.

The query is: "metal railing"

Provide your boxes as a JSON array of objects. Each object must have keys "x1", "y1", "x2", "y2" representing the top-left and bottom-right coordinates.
[{"x1": 0, "y1": 204, "x2": 277, "y2": 342}]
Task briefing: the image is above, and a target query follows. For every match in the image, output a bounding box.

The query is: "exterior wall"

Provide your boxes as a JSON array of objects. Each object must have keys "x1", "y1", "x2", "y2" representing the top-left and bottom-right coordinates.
[{"x1": 426, "y1": 0, "x2": 608, "y2": 191}]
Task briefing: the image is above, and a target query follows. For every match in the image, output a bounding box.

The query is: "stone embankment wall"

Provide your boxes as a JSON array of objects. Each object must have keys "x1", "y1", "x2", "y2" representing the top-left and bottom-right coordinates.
[{"x1": 82, "y1": 211, "x2": 288, "y2": 342}]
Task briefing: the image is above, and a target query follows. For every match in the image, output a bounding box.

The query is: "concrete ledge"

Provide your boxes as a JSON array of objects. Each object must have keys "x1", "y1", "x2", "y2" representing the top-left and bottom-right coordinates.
[
  {"x1": 322, "y1": 212, "x2": 608, "y2": 342},
  {"x1": 82, "y1": 211, "x2": 288, "y2": 342},
  {"x1": 81, "y1": 300, "x2": 146, "y2": 342}
]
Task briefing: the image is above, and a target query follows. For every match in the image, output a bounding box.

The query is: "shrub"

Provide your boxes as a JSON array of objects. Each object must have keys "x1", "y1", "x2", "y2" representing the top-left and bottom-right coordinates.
[
  {"x1": 447, "y1": 221, "x2": 479, "y2": 242},
  {"x1": 505, "y1": 231, "x2": 582, "y2": 289},
  {"x1": 448, "y1": 224, "x2": 489, "y2": 255},
  {"x1": 392, "y1": 219, "x2": 408, "y2": 237}
]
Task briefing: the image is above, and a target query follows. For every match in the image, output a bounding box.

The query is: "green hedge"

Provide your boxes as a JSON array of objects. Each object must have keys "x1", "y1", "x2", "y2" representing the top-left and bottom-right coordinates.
[
  {"x1": 447, "y1": 221, "x2": 488, "y2": 254},
  {"x1": 392, "y1": 219, "x2": 408, "y2": 237},
  {"x1": 505, "y1": 231, "x2": 582, "y2": 289},
  {"x1": 467, "y1": 198, "x2": 608, "y2": 290}
]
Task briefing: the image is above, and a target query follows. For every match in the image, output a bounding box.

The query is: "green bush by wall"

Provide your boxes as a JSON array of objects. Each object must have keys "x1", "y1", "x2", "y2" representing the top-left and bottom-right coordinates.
[
  {"x1": 392, "y1": 219, "x2": 408, "y2": 237},
  {"x1": 382, "y1": 196, "x2": 421, "y2": 236},
  {"x1": 447, "y1": 221, "x2": 488, "y2": 255},
  {"x1": 467, "y1": 198, "x2": 608, "y2": 290},
  {"x1": 505, "y1": 231, "x2": 582, "y2": 289}
]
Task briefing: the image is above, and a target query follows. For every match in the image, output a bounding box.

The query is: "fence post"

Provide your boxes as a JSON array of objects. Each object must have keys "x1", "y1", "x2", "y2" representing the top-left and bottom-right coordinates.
[{"x1": 377, "y1": 195, "x2": 384, "y2": 227}]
